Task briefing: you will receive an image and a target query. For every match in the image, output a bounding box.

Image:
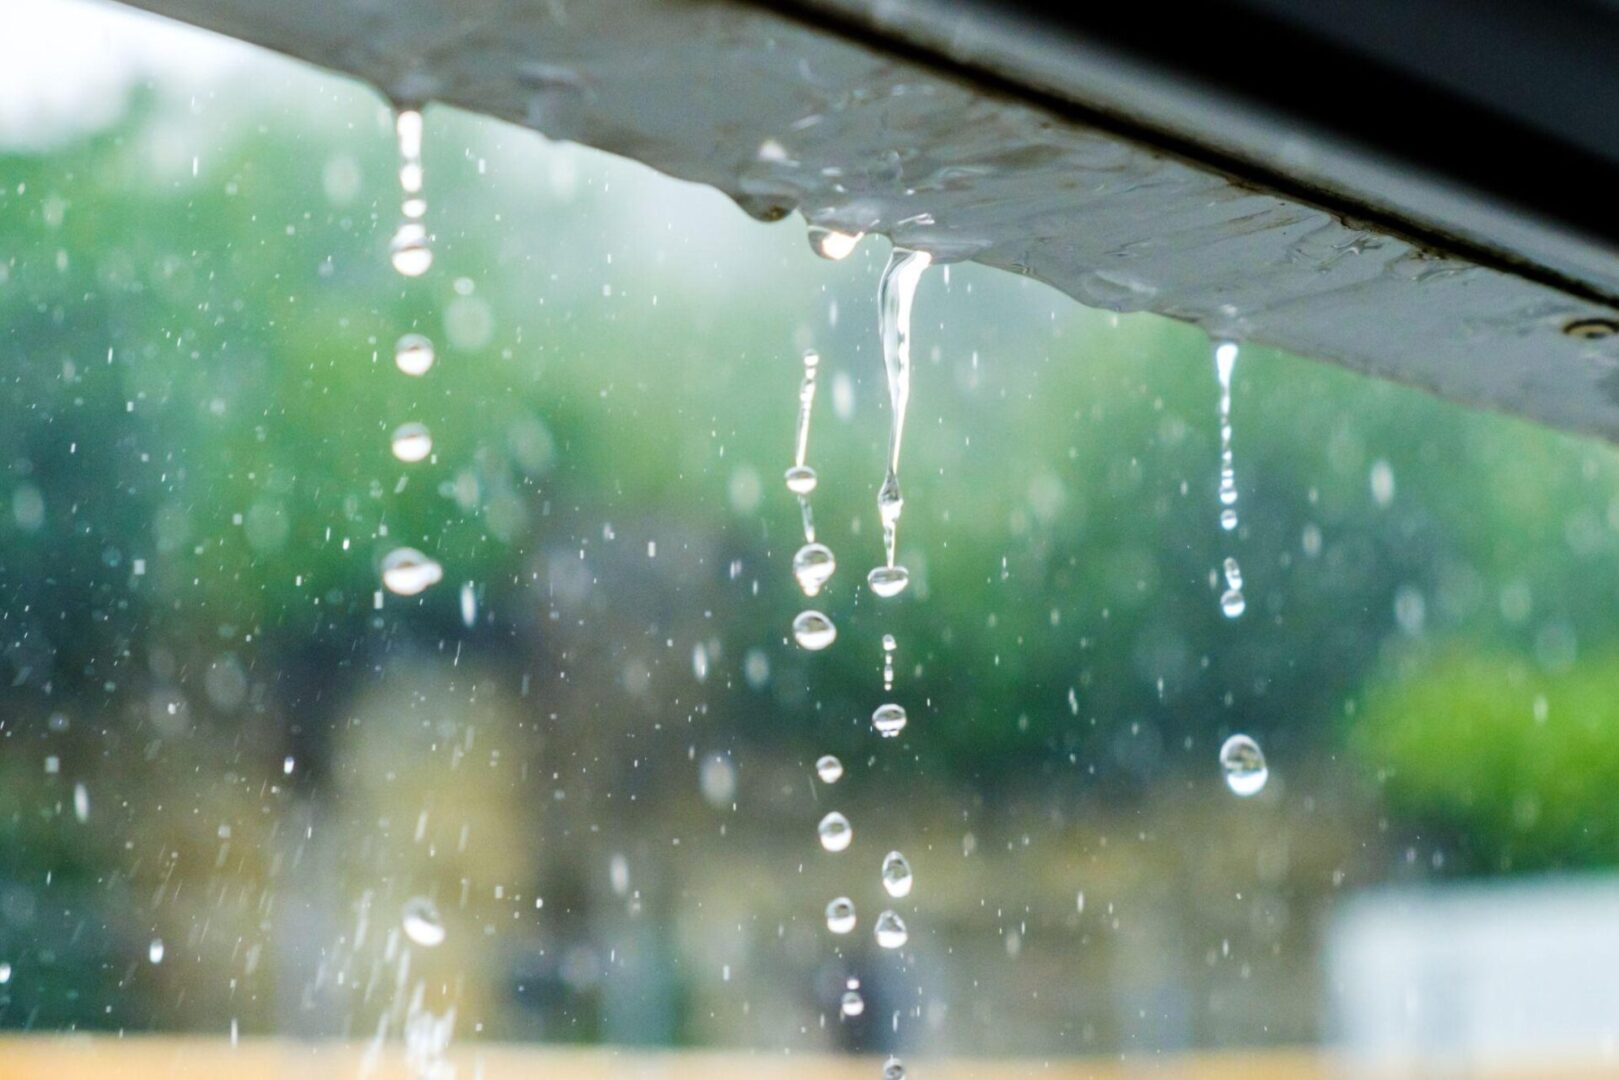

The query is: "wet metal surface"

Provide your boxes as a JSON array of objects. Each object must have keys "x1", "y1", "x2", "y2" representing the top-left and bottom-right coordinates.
[{"x1": 114, "y1": 0, "x2": 1619, "y2": 441}]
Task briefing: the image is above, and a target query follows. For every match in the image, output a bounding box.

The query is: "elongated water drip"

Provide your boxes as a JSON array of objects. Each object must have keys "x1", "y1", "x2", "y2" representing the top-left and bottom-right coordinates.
[
  {"x1": 788, "y1": 349, "x2": 823, "y2": 546},
  {"x1": 881, "y1": 633, "x2": 895, "y2": 692},
  {"x1": 870, "y1": 248, "x2": 931, "y2": 587},
  {"x1": 1214, "y1": 341, "x2": 1238, "y2": 531},
  {"x1": 390, "y1": 107, "x2": 432, "y2": 277}
]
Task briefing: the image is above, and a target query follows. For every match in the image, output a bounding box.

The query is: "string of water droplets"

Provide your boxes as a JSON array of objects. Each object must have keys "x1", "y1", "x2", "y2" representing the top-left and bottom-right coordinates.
[{"x1": 1210, "y1": 340, "x2": 1268, "y2": 798}]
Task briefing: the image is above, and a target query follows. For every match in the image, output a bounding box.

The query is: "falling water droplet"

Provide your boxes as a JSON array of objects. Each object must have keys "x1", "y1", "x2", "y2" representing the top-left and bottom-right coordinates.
[
  {"x1": 793, "y1": 543, "x2": 837, "y2": 597},
  {"x1": 871, "y1": 703, "x2": 907, "y2": 738},
  {"x1": 394, "y1": 333, "x2": 436, "y2": 376},
  {"x1": 866, "y1": 564, "x2": 910, "y2": 598},
  {"x1": 283, "y1": 755, "x2": 295, "y2": 776},
  {"x1": 402, "y1": 896, "x2": 447, "y2": 947},
  {"x1": 872, "y1": 248, "x2": 931, "y2": 581},
  {"x1": 874, "y1": 909, "x2": 908, "y2": 949},
  {"x1": 148, "y1": 938, "x2": 165, "y2": 964},
  {"x1": 825, "y1": 896, "x2": 856, "y2": 933},
  {"x1": 1220, "y1": 556, "x2": 1245, "y2": 619},
  {"x1": 840, "y1": 987, "x2": 866, "y2": 1017},
  {"x1": 881, "y1": 850, "x2": 913, "y2": 898},
  {"x1": 881, "y1": 634, "x2": 896, "y2": 691},
  {"x1": 381, "y1": 547, "x2": 444, "y2": 596},
  {"x1": 390, "y1": 222, "x2": 432, "y2": 277},
  {"x1": 882, "y1": 1056, "x2": 907, "y2": 1080},
  {"x1": 793, "y1": 610, "x2": 837, "y2": 651},
  {"x1": 460, "y1": 581, "x2": 477, "y2": 627},
  {"x1": 72, "y1": 782, "x2": 88, "y2": 823},
  {"x1": 0, "y1": 963, "x2": 11, "y2": 984},
  {"x1": 816, "y1": 755, "x2": 844, "y2": 784},
  {"x1": 784, "y1": 465, "x2": 818, "y2": 495},
  {"x1": 1214, "y1": 340, "x2": 1239, "y2": 525},
  {"x1": 1220, "y1": 734, "x2": 1268, "y2": 796},
  {"x1": 818, "y1": 811, "x2": 853, "y2": 852},
  {"x1": 808, "y1": 225, "x2": 863, "y2": 261},
  {"x1": 390, "y1": 422, "x2": 433, "y2": 462}
]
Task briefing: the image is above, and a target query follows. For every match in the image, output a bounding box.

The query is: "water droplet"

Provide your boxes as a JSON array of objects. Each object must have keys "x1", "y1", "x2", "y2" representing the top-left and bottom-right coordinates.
[
  {"x1": 72, "y1": 782, "x2": 88, "y2": 823},
  {"x1": 148, "y1": 938, "x2": 165, "y2": 964},
  {"x1": 1220, "y1": 734, "x2": 1268, "y2": 797},
  {"x1": 793, "y1": 610, "x2": 837, "y2": 651},
  {"x1": 381, "y1": 547, "x2": 444, "y2": 596},
  {"x1": 875, "y1": 249, "x2": 931, "y2": 577},
  {"x1": 818, "y1": 811, "x2": 852, "y2": 852},
  {"x1": 460, "y1": 581, "x2": 477, "y2": 627},
  {"x1": 882, "y1": 633, "x2": 896, "y2": 691},
  {"x1": 1220, "y1": 507, "x2": 1238, "y2": 531},
  {"x1": 881, "y1": 850, "x2": 913, "y2": 898},
  {"x1": 390, "y1": 221, "x2": 433, "y2": 276},
  {"x1": 394, "y1": 333, "x2": 436, "y2": 376},
  {"x1": 1220, "y1": 556, "x2": 1244, "y2": 619},
  {"x1": 791, "y1": 350, "x2": 821, "y2": 480},
  {"x1": 793, "y1": 542, "x2": 836, "y2": 596},
  {"x1": 816, "y1": 755, "x2": 844, "y2": 784},
  {"x1": 840, "y1": 988, "x2": 866, "y2": 1017},
  {"x1": 282, "y1": 755, "x2": 295, "y2": 776},
  {"x1": 808, "y1": 225, "x2": 863, "y2": 261},
  {"x1": 402, "y1": 896, "x2": 447, "y2": 947},
  {"x1": 874, "y1": 909, "x2": 908, "y2": 949},
  {"x1": 866, "y1": 565, "x2": 910, "y2": 598},
  {"x1": 784, "y1": 465, "x2": 818, "y2": 495},
  {"x1": 882, "y1": 1056, "x2": 907, "y2": 1080},
  {"x1": 871, "y1": 703, "x2": 907, "y2": 738},
  {"x1": 1370, "y1": 459, "x2": 1396, "y2": 507},
  {"x1": 1213, "y1": 340, "x2": 1240, "y2": 533},
  {"x1": 390, "y1": 422, "x2": 433, "y2": 462},
  {"x1": 0, "y1": 963, "x2": 10, "y2": 984},
  {"x1": 825, "y1": 896, "x2": 856, "y2": 933}
]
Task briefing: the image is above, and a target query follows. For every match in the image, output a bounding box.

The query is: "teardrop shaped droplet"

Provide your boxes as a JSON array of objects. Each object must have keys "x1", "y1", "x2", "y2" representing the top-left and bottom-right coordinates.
[
  {"x1": 874, "y1": 909, "x2": 908, "y2": 949},
  {"x1": 818, "y1": 811, "x2": 852, "y2": 853},
  {"x1": 793, "y1": 610, "x2": 837, "y2": 651},
  {"x1": 816, "y1": 754, "x2": 844, "y2": 784},
  {"x1": 402, "y1": 895, "x2": 447, "y2": 947},
  {"x1": 148, "y1": 938, "x2": 165, "y2": 964},
  {"x1": 1219, "y1": 734, "x2": 1268, "y2": 797},
  {"x1": 390, "y1": 220, "x2": 432, "y2": 277},
  {"x1": 793, "y1": 542, "x2": 836, "y2": 596},
  {"x1": 882, "y1": 1056, "x2": 907, "y2": 1080},
  {"x1": 867, "y1": 565, "x2": 910, "y2": 598},
  {"x1": 807, "y1": 225, "x2": 863, "y2": 261},
  {"x1": 784, "y1": 465, "x2": 818, "y2": 495},
  {"x1": 825, "y1": 896, "x2": 856, "y2": 934},
  {"x1": 381, "y1": 547, "x2": 444, "y2": 596},
  {"x1": 390, "y1": 421, "x2": 433, "y2": 463},
  {"x1": 871, "y1": 703, "x2": 907, "y2": 738},
  {"x1": 881, "y1": 850, "x2": 913, "y2": 898},
  {"x1": 394, "y1": 333, "x2": 436, "y2": 376}
]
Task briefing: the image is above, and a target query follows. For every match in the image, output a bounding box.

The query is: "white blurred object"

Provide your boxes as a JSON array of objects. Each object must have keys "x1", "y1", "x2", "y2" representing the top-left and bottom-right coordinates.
[{"x1": 1329, "y1": 877, "x2": 1619, "y2": 1074}]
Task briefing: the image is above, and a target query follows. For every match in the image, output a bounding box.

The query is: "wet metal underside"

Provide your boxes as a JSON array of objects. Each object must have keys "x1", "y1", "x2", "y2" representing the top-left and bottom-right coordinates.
[{"x1": 111, "y1": 0, "x2": 1619, "y2": 443}]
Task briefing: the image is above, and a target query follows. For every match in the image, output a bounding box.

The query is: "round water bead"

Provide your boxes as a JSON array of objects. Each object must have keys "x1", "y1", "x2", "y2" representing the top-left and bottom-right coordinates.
[
  {"x1": 793, "y1": 610, "x2": 837, "y2": 651},
  {"x1": 381, "y1": 547, "x2": 444, "y2": 596},
  {"x1": 807, "y1": 225, "x2": 863, "y2": 261},
  {"x1": 825, "y1": 896, "x2": 856, "y2": 934},
  {"x1": 871, "y1": 703, "x2": 907, "y2": 738},
  {"x1": 784, "y1": 465, "x2": 818, "y2": 495},
  {"x1": 1219, "y1": 733, "x2": 1268, "y2": 797},
  {"x1": 394, "y1": 333, "x2": 436, "y2": 376},
  {"x1": 867, "y1": 565, "x2": 910, "y2": 598},
  {"x1": 840, "y1": 988, "x2": 865, "y2": 1017},
  {"x1": 793, "y1": 542, "x2": 836, "y2": 597},
  {"x1": 390, "y1": 421, "x2": 433, "y2": 463},
  {"x1": 402, "y1": 896, "x2": 446, "y2": 947},
  {"x1": 1221, "y1": 507, "x2": 1238, "y2": 531},
  {"x1": 816, "y1": 754, "x2": 844, "y2": 784},
  {"x1": 818, "y1": 811, "x2": 853, "y2": 853},
  {"x1": 1220, "y1": 588, "x2": 1246, "y2": 618},
  {"x1": 390, "y1": 221, "x2": 432, "y2": 276},
  {"x1": 874, "y1": 909, "x2": 908, "y2": 949},
  {"x1": 883, "y1": 1058, "x2": 906, "y2": 1080},
  {"x1": 880, "y1": 850, "x2": 913, "y2": 898}
]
